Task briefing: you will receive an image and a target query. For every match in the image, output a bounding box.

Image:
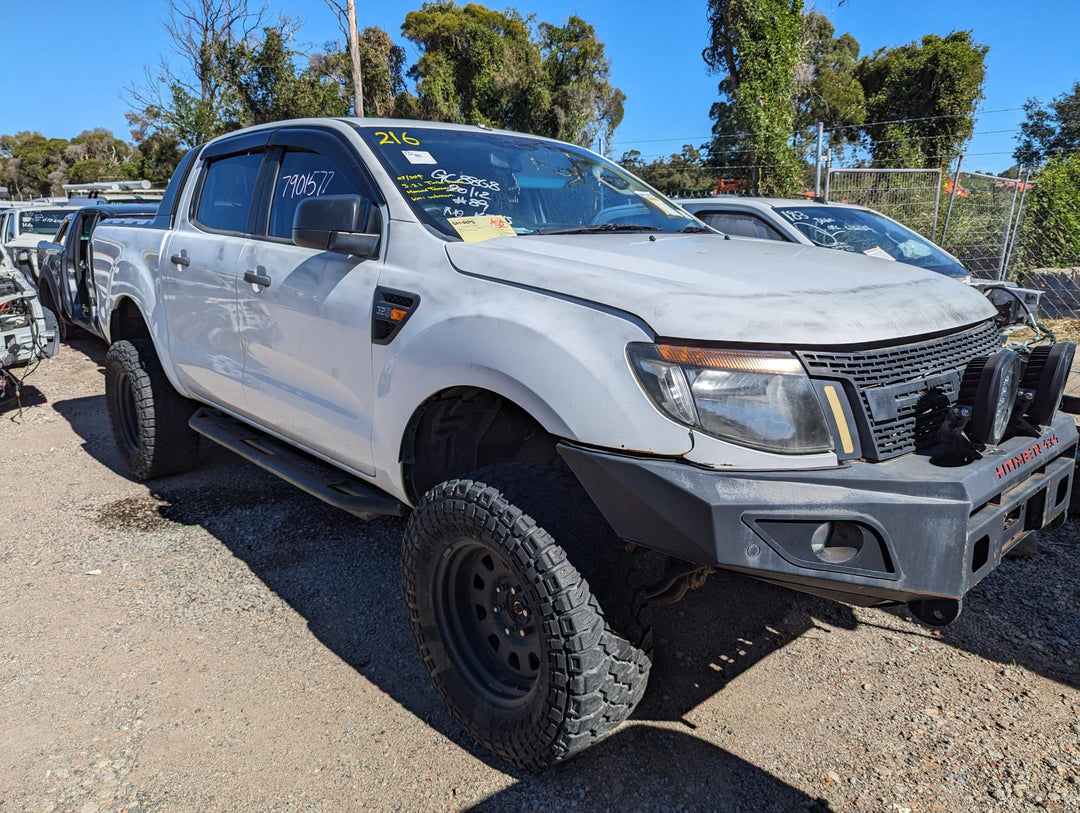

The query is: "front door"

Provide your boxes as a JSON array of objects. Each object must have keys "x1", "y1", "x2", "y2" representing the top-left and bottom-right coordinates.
[{"x1": 238, "y1": 134, "x2": 382, "y2": 475}]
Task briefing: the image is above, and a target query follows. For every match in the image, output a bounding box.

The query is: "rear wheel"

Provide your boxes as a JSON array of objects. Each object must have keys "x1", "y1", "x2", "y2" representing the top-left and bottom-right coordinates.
[
  {"x1": 37, "y1": 286, "x2": 71, "y2": 341},
  {"x1": 402, "y1": 462, "x2": 651, "y2": 770},
  {"x1": 105, "y1": 338, "x2": 200, "y2": 480}
]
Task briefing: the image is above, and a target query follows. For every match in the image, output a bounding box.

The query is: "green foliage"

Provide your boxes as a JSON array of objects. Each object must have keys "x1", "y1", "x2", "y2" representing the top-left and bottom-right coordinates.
[
  {"x1": 122, "y1": 131, "x2": 186, "y2": 188},
  {"x1": 618, "y1": 145, "x2": 714, "y2": 196},
  {"x1": 0, "y1": 132, "x2": 71, "y2": 197},
  {"x1": 1015, "y1": 81, "x2": 1080, "y2": 166},
  {"x1": 703, "y1": 0, "x2": 805, "y2": 196},
  {"x1": 401, "y1": 1, "x2": 623, "y2": 145},
  {"x1": 1013, "y1": 152, "x2": 1080, "y2": 270},
  {"x1": 536, "y1": 16, "x2": 625, "y2": 146},
  {"x1": 794, "y1": 13, "x2": 865, "y2": 156},
  {"x1": 308, "y1": 27, "x2": 409, "y2": 118},
  {"x1": 856, "y1": 31, "x2": 987, "y2": 168},
  {"x1": 402, "y1": 2, "x2": 545, "y2": 130},
  {"x1": 227, "y1": 28, "x2": 351, "y2": 125}
]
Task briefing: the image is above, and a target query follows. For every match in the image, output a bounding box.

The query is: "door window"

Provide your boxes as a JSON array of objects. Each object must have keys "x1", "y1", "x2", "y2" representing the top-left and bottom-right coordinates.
[
  {"x1": 195, "y1": 151, "x2": 263, "y2": 233},
  {"x1": 700, "y1": 211, "x2": 787, "y2": 241},
  {"x1": 267, "y1": 149, "x2": 370, "y2": 240},
  {"x1": 54, "y1": 215, "x2": 72, "y2": 244}
]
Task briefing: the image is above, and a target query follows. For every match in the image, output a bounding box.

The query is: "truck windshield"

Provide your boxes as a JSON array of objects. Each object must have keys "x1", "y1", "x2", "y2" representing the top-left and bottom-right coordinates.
[
  {"x1": 356, "y1": 126, "x2": 705, "y2": 238},
  {"x1": 17, "y1": 209, "x2": 70, "y2": 237},
  {"x1": 773, "y1": 205, "x2": 968, "y2": 277}
]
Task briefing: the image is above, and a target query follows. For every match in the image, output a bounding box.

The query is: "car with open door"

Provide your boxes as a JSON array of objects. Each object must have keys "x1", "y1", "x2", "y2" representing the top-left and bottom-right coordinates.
[{"x1": 36, "y1": 203, "x2": 158, "y2": 340}]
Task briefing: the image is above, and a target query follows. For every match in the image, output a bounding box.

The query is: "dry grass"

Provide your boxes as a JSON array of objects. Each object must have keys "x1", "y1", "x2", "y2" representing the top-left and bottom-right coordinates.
[{"x1": 1009, "y1": 317, "x2": 1080, "y2": 344}]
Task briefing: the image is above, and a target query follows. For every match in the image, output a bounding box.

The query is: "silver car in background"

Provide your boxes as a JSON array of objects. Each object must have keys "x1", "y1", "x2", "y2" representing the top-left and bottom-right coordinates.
[{"x1": 677, "y1": 196, "x2": 970, "y2": 280}]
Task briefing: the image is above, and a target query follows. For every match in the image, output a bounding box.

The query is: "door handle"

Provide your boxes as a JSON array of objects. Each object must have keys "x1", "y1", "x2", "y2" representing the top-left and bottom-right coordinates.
[
  {"x1": 244, "y1": 269, "x2": 272, "y2": 288},
  {"x1": 169, "y1": 252, "x2": 190, "y2": 267}
]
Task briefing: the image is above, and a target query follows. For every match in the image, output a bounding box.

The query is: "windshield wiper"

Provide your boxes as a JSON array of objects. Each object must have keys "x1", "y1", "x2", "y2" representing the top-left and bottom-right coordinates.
[
  {"x1": 531, "y1": 223, "x2": 665, "y2": 235},
  {"x1": 678, "y1": 224, "x2": 712, "y2": 233}
]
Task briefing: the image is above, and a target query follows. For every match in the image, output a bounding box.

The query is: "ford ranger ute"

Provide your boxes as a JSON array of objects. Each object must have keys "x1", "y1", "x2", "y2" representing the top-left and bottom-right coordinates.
[{"x1": 90, "y1": 118, "x2": 1077, "y2": 770}]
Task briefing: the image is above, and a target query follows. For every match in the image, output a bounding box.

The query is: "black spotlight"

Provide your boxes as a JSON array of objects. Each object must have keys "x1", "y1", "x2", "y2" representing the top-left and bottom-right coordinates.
[
  {"x1": 962, "y1": 350, "x2": 1021, "y2": 445},
  {"x1": 1018, "y1": 343, "x2": 1075, "y2": 426}
]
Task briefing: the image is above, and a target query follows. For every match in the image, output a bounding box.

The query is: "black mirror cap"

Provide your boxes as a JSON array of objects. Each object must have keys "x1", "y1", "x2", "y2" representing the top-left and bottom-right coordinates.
[
  {"x1": 293, "y1": 195, "x2": 381, "y2": 259},
  {"x1": 293, "y1": 194, "x2": 363, "y2": 249}
]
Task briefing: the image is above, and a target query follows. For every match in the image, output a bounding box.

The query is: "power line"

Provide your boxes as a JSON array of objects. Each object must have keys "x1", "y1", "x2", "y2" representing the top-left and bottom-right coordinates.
[{"x1": 612, "y1": 107, "x2": 1029, "y2": 150}]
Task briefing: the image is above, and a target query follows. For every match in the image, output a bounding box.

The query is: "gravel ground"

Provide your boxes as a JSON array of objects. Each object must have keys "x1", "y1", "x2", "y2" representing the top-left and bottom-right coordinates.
[{"x1": 1, "y1": 336, "x2": 1079, "y2": 812}]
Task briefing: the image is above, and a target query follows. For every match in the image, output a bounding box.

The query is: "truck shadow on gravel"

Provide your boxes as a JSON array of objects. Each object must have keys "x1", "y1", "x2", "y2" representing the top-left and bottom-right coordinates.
[
  {"x1": 85, "y1": 449, "x2": 1078, "y2": 808},
  {"x1": 90, "y1": 458, "x2": 837, "y2": 810}
]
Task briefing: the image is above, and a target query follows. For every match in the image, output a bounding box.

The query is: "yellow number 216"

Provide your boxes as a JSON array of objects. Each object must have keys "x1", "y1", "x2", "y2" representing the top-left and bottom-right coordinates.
[{"x1": 374, "y1": 131, "x2": 421, "y2": 146}]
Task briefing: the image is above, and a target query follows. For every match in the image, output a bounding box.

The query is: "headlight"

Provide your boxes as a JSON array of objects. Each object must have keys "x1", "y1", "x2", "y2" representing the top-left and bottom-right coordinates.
[{"x1": 627, "y1": 343, "x2": 834, "y2": 454}]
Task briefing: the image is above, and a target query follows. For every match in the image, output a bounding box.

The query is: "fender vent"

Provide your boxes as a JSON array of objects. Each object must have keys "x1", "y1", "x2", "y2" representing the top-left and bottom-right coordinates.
[{"x1": 372, "y1": 287, "x2": 419, "y2": 345}]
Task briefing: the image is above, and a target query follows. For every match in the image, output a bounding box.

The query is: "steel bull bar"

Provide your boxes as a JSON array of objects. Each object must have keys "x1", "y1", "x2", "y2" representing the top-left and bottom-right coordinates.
[{"x1": 559, "y1": 413, "x2": 1077, "y2": 624}]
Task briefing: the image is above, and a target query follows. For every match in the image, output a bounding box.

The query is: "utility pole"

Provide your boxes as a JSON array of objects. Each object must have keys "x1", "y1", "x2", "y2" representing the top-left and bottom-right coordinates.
[
  {"x1": 347, "y1": 0, "x2": 364, "y2": 117},
  {"x1": 813, "y1": 122, "x2": 824, "y2": 198}
]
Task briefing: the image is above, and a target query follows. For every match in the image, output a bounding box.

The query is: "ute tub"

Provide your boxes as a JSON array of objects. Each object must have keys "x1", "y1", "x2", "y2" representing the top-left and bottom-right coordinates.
[{"x1": 560, "y1": 414, "x2": 1078, "y2": 606}]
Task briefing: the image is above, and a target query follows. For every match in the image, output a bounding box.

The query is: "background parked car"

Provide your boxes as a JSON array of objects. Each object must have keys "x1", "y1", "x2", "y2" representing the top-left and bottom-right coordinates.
[
  {"x1": 677, "y1": 197, "x2": 970, "y2": 280},
  {"x1": 36, "y1": 203, "x2": 158, "y2": 340},
  {"x1": 0, "y1": 204, "x2": 76, "y2": 281}
]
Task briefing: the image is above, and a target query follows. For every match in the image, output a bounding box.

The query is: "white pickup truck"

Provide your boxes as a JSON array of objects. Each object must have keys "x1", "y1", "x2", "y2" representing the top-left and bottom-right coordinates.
[{"x1": 91, "y1": 118, "x2": 1077, "y2": 770}]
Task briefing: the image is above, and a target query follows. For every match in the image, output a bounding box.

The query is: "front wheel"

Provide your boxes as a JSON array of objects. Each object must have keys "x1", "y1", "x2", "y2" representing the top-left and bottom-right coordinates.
[
  {"x1": 105, "y1": 338, "x2": 200, "y2": 480},
  {"x1": 402, "y1": 463, "x2": 651, "y2": 770}
]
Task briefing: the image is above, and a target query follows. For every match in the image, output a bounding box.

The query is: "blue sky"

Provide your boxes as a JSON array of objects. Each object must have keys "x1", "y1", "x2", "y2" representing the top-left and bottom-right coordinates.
[{"x1": 1, "y1": 0, "x2": 1076, "y2": 173}]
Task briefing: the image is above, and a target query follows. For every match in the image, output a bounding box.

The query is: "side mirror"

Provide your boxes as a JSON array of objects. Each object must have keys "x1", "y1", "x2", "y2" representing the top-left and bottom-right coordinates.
[
  {"x1": 293, "y1": 195, "x2": 381, "y2": 260},
  {"x1": 16, "y1": 249, "x2": 30, "y2": 263}
]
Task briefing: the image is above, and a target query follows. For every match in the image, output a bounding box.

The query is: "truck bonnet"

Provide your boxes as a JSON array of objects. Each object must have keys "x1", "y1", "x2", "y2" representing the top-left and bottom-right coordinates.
[{"x1": 444, "y1": 234, "x2": 998, "y2": 346}]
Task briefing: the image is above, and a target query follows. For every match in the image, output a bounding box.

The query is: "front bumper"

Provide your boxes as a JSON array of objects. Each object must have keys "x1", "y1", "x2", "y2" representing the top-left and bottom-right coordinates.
[{"x1": 560, "y1": 414, "x2": 1077, "y2": 606}]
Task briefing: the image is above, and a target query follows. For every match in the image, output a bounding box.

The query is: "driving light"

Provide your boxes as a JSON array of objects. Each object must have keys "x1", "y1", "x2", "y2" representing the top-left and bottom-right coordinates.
[
  {"x1": 963, "y1": 350, "x2": 1021, "y2": 445},
  {"x1": 628, "y1": 344, "x2": 833, "y2": 454},
  {"x1": 1018, "y1": 343, "x2": 1075, "y2": 426}
]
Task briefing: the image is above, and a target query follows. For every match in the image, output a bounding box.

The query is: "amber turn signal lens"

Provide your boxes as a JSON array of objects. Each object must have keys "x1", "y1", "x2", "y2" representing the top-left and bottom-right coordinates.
[{"x1": 656, "y1": 345, "x2": 803, "y2": 374}]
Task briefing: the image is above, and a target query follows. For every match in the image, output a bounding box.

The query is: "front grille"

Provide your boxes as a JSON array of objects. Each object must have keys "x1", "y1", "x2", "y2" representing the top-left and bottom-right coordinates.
[{"x1": 799, "y1": 321, "x2": 1001, "y2": 460}]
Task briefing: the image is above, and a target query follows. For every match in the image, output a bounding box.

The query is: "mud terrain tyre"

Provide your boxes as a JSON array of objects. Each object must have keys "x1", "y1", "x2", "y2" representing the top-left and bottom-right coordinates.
[
  {"x1": 105, "y1": 338, "x2": 200, "y2": 480},
  {"x1": 402, "y1": 462, "x2": 652, "y2": 771}
]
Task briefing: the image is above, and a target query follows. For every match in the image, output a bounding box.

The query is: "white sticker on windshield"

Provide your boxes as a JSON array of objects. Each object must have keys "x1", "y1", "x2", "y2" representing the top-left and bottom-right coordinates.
[
  {"x1": 402, "y1": 150, "x2": 437, "y2": 165},
  {"x1": 863, "y1": 246, "x2": 896, "y2": 261}
]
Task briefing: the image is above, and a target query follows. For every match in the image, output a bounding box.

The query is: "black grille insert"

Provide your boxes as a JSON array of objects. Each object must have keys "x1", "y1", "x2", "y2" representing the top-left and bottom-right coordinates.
[{"x1": 799, "y1": 321, "x2": 1001, "y2": 460}]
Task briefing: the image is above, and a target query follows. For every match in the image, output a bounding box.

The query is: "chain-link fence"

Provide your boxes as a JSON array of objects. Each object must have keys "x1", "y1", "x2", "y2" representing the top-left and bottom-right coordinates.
[
  {"x1": 826, "y1": 164, "x2": 1080, "y2": 316},
  {"x1": 937, "y1": 170, "x2": 1025, "y2": 279},
  {"x1": 825, "y1": 168, "x2": 943, "y2": 243},
  {"x1": 826, "y1": 160, "x2": 1080, "y2": 395},
  {"x1": 1009, "y1": 186, "x2": 1080, "y2": 320}
]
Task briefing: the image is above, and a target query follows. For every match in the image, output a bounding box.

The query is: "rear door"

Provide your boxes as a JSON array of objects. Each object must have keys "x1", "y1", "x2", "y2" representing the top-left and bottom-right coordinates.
[
  {"x1": 37, "y1": 213, "x2": 72, "y2": 316},
  {"x1": 66, "y1": 210, "x2": 100, "y2": 330},
  {"x1": 236, "y1": 127, "x2": 383, "y2": 474},
  {"x1": 162, "y1": 131, "x2": 271, "y2": 412}
]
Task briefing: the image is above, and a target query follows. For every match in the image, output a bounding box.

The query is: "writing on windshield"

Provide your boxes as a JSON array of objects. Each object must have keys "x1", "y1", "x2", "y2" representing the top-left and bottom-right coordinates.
[
  {"x1": 357, "y1": 126, "x2": 699, "y2": 240},
  {"x1": 18, "y1": 209, "x2": 68, "y2": 235},
  {"x1": 775, "y1": 206, "x2": 967, "y2": 276}
]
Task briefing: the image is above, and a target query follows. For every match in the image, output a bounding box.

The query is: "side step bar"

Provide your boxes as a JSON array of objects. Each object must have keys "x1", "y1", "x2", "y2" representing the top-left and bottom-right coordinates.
[{"x1": 189, "y1": 408, "x2": 406, "y2": 519}]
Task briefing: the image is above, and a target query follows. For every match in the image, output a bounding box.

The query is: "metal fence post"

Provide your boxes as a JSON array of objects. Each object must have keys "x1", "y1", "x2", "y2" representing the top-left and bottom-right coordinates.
[
  {"x1": 997, "y1": 173, "x2": 1023, "y2": 280},
  {"x1": 823, "y1": 148, "x2": 832, "y2": 202},
  {"x1": 930, "y1": 168, "x2": 943, "y2": 243},
  {"x1": 1002, "y1": 167, "x2": 1032, "y2": 278},
  {"x1": 940, "y1": 153, "x2": 963, "y2": 246}
]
